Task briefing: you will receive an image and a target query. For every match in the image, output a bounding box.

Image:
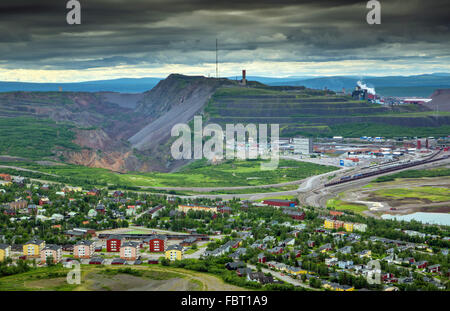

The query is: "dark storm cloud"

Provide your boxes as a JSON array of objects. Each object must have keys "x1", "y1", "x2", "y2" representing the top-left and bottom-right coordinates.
[{"x1": 0, "y1": 0, "x2": 449, "y2": 70}]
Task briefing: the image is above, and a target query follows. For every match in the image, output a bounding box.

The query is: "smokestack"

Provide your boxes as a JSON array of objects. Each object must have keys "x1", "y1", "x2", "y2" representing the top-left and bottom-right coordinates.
[
  {"x1": 241, "y1": 69, "x2": 247, "y2": 86},
  {"x1": 417, "y1": 139, "x2": 422, "y2": 150}
]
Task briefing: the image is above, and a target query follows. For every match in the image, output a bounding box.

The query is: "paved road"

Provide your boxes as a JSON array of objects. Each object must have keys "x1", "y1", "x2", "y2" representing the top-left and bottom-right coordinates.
[
  {"x1": 299, "y1": 156, "x2": 450, "y2": 209},
  {"x1": 247, "y1": 264, "x2": 319, "y2": 290}
]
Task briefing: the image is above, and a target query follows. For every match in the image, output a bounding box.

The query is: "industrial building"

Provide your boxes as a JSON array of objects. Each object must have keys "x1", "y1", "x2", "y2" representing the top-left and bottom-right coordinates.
[{"x1": 293, "y1": 137, "x2": 313, "y2": 154}]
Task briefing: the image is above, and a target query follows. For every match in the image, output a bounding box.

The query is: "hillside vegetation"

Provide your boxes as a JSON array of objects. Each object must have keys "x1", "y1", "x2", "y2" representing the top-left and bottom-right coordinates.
[{"x1": 0, "y1": 117, "x2": 81, "y2": 159}]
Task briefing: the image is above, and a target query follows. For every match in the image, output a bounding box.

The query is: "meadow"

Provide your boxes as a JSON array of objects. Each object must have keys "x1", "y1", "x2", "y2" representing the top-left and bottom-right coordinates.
[
  {"x1": 326, "y1": 198, "x2": 368, "y2": 214},
  {"x1": 373, "y1": 187, "x2": 450, "y2": 203},
  {"x1": 0, "y1": 158, "x2": 338, "y2": 189}
]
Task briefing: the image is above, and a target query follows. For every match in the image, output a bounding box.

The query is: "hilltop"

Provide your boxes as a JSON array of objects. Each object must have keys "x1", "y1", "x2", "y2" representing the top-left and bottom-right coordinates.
[{"x1": 0, "y1": 74, "x2": 449, "y2": 173}]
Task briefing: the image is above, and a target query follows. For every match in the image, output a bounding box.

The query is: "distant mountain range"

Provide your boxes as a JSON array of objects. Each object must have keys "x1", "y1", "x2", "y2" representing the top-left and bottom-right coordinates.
[
  {"x1": 1, "y1": 73, "x2": 449, "y2": 97},
  {"x1": 0, "y1": 77, "x2": 162, "y2": 93}
]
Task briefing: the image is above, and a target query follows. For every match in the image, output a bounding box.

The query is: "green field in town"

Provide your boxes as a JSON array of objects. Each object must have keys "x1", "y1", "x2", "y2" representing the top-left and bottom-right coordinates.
[
  {"x1": 0, "y1": 158, "x2": 338, "y2": 188},
  {"x1": 373, "y1": 187, "x2": 450, "y2": 202},
  {"x1": 327, "y1": 198, "x2": 368, "y2": 214}
]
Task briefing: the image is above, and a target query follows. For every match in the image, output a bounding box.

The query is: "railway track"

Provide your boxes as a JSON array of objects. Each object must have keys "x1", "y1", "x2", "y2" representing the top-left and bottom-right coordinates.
[{"x1": 324, "y1": 149, "x2": 447, "y2": 187}]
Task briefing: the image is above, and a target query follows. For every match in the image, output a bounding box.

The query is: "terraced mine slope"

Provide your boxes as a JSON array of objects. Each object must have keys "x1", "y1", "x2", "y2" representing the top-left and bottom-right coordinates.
[{"x1": 205, "y1": 86, "x2": 450, "y2": 137}]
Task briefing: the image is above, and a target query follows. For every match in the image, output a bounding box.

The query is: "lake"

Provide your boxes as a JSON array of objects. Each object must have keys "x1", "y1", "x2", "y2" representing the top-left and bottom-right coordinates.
[{"x1": 382, "y1": 212, "x2": 450, "y2": 226}]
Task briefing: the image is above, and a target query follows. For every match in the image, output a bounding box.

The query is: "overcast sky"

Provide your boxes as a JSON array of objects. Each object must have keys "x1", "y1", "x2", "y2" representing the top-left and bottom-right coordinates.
[{"x1": 0, "y1": 0, "x2": 449, "y2": 82}]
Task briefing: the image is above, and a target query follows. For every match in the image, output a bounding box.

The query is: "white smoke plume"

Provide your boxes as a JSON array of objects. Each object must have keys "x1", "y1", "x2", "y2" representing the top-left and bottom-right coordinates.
[{"x1": 357, "y1": 80, "x2": 376, "y2": 95}]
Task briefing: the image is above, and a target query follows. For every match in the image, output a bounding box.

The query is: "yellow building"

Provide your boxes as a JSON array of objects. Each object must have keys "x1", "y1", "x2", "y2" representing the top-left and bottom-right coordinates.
[
  {"x1": 64, "y1": 186, "x2": 82, "y2": 192},
  {"x1": 343, "y1": 222, "x2": 354, "y2": 232},
  {"x1": 323, "y1": 282, "x2": 354, "y2": 291},
  {"x1": 287, "y1": 267, "x2": 308, "y2": 275},
  {"x1": 0, "y1": 244, "x2": 11, "y2": 261},
  {"x1": 165, "y1": 245, "x2": 183, "y2": 261},
  {"x1": 23, "y1": 238, "x2": 45, "y2": 258},
  {"x1": 324, "y1": 219, "x2": 335, "y2": 229},
  {"x1": 178, "y1": 204, "x2": 218, "y2": 214}
]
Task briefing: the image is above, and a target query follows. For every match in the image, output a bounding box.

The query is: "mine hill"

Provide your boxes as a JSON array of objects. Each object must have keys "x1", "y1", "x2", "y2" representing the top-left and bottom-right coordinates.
[{"x1": 0, "y1": 74, "x2": 448, "y2": 173}]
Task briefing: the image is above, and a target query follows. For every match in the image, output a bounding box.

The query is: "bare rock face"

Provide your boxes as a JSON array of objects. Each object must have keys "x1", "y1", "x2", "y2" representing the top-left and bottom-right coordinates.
[
  {"x1": 129, "y1": 74, "x2": 233, "y2": 151},
  {"x1": 425, "y1": 89, "x2": 450, "y2": 112}
]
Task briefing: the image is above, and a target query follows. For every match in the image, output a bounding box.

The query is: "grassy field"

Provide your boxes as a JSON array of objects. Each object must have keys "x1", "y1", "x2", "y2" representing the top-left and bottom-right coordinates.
[
  {"x1": 0, "y1": 265, "x2": 247, "y2": 291},
  {"x1": 327, "y1": 198, "x2": 368, "y2": 214},
  {"x1": 373, "y1": 187, "x2": 450, "y2": 202},
  {"x1": 1, "y1": 158, "x2": 338, "y2": 188}
]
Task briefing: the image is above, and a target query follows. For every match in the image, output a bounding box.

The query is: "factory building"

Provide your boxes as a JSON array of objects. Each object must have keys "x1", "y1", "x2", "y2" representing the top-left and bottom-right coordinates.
[{"x1": 293, "y1": 137, "x2": 313, "y2": 154}]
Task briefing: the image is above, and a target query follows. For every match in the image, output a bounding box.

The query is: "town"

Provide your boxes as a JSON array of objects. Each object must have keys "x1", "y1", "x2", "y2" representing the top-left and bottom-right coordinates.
[{"x1": 0, "y1": 172, "x2": 448, "y2": 291}]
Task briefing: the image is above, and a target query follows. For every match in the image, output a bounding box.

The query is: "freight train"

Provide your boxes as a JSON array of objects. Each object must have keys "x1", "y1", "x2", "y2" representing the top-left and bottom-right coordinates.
[{"x1": 325, "y1": 149, "x2": 447, "y2": 187}]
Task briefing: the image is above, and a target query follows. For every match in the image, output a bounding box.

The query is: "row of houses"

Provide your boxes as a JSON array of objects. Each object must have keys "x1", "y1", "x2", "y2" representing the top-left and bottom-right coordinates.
[{"x1": 323, "y1": 219, "x2": 367, "y2": 232}]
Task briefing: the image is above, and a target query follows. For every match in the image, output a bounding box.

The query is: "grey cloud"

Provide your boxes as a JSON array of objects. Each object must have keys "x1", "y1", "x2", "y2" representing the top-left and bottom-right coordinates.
[{"x1": 0, "y1": 0, "x2": 448, "y2": 71}]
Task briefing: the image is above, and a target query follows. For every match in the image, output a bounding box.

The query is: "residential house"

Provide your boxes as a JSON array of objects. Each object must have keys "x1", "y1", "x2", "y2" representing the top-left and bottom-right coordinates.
[
  {"x1": 236, "y1": 267, "x2": 253, "y2": 277},
  {"x1": 23, "y1": 238, "x2": 46, "y2": 258},
  {"x1": 87, "y1": 209, "x2": 97, "y2": 218},
  {"x1": 120, "y1": 241, "x2": 139, "y2": 261},
  {"x1": 337, "y1": 246, "x2": 352, "y2": 254},
  {"x1": 178, "y1": 204, "x2": 218, "y2": 214},
  {"x1": 180, "y1": 237, "x2": 197, "y2": 247},
  {"x1": 0, "y1": 244, "x2": 11, "y2": 261},
  {"x1": 9, "y1": 200, "x2": 28, "y2": 210},
  {"x1": 257, "y1": 253, "x2": 267, "y2": 263},
  {"x1": 319, "y1": 243, "x2": 332, "y2": 253},
  {"x1": 225, "y1": 261, "x2": 246, "y2": 270},
  {"x1": 281, "y1": 237, "x2": 295, "y2": 247},
  {"x1": 40, "y1": 244, "x2": 62, "y2": 263},
  {"x1": 247, "y1": 272, "x2": 275, "y2": 284},
  {"x1": 322, "y1": 281, "x2": 354, "y2": 291},
  {"x1": 268, "y1": 246, "x2": 284, "y2": 255},
  {"x1": 427, "y1": 264, "x2": 441, "y2": 273},
  {"x1": 96, "y1": 204, "x2": 106, "y2": 215},
  {"x1": 262, "y1": 236, "x2": 276, "y2": 243},
  {"x1": 111, "y1": 258, "x2": 128, "y2": 265},
  {"x1": 146, "y1": 235, "x2": 167, "y2": 252},
  {"x1": 106, "y1": 235, "x2": 123, "y2": 252},
  {"x1": 229, "y1": 248, "x2": 247, "y2": 260},
  {"x1": 74, "y1": 240, "x2": 95, "y2": 259},
  {"x1": 353, "y1": 223, "x2": 368, "y2": 232},
  {"x1": 414, "y1": 261, "x2": 428, "y2": 269},
  {"x1": 89, "y1": 257, "x2": 105, "y2": 265},
  {"x1": 338, "y1": 260, "x2": 353, "y2": 269},
  {"x1": 282, "y1": 209, "x2": 305, "y2": 220},
  {"x1": 165, "y1": 245, "x2": 183, "y2": 261},
  {"x1": 358, "y1": 250, "x2": 372, "y2": 258},
  {"x1": 325, "y1": 257, "x2": 338, "y2": 266},
  {"x1": 51, "y1": 213, "x2": 64, "y2": 222}
]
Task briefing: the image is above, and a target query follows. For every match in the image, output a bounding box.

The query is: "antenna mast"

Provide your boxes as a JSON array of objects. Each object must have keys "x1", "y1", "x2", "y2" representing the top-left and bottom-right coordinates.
[{"x1": 216, "y1": 38, "x2": 219, "y2": 78}]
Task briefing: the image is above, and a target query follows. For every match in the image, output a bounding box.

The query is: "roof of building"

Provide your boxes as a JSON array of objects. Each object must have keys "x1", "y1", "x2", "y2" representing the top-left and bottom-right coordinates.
[
  {"x1": 75, "y1": 240, "x2": 95, "y2": 246},
  {"x1": 25, "y1": 238, "x2": 44, "y2": 245},
  {"x1": 43, "y1": 244, "x2": 61, "y2": 251},
  {"x1": 166, "y1": 244, "x2": 183, "y2": 251}
]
